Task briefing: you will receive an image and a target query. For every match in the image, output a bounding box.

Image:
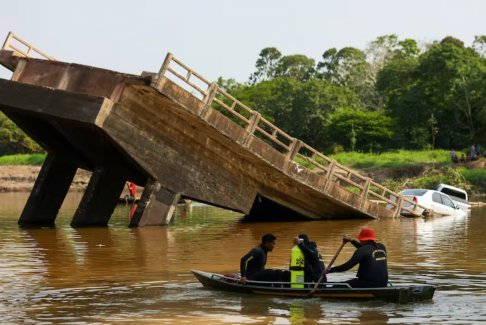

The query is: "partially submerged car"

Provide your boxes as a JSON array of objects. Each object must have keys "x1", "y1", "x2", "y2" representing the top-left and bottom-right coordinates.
[{"x1": 397, "y1": 189, "x2": 467, "y2": 218}]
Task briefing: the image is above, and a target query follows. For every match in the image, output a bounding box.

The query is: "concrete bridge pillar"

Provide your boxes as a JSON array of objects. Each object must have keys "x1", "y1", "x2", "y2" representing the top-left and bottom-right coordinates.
[
  {"x1": 129, "y1": 180, "x2": 180, "y2": 227},
  {"x1": 71, "y1": 168, "x2": 126, "y2": 227},
  {"x1": 18, "y1": 153, "x2": 78, "y2": 227}
]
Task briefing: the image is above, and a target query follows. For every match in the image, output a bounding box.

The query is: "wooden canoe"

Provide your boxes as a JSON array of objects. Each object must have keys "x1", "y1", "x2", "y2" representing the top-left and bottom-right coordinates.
[{"x1": 191, "y1": 270, "x2": 435, "y2": 304}]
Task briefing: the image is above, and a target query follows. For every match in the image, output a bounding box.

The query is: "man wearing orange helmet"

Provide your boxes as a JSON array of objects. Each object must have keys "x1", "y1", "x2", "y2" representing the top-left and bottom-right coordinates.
[{"x1": 327, "y1": 227, "x2": 388, "y2": 288}]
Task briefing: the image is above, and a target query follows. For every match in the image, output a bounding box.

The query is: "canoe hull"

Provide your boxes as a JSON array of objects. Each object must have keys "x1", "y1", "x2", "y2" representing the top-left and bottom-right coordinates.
[{"x1": 191, "y1": 270, "x2": 435, "y2": 304}]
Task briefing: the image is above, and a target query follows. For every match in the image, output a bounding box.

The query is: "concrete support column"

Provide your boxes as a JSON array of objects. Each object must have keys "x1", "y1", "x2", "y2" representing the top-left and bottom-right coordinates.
[
  {"x1": 129, "y1": 180, "x2": 180, "y2": 227},
  {"x1": 18, "y1": 153, "x2": 78, "y2": 227},
  {"x1": 71, "y1": 168, "x2": 126, "y2": 227}
]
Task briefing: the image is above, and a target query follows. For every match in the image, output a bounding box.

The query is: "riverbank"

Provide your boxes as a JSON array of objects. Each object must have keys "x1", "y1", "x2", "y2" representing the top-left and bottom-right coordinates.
[
  {"x1": 1, "y1": 151, "x2": 485, "y2": 194},
  {"x1": 0, "y1": 165, "x2": 91, "y2": 192}
]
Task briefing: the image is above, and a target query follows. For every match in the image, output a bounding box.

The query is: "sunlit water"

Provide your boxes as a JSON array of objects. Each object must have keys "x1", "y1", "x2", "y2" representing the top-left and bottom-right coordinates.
[{"x1": 0, "y1": 192, "x2": 485, "y2": 324}]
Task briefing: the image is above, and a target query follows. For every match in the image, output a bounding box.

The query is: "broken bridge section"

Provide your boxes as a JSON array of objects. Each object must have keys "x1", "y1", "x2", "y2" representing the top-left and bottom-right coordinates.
[{"x1": 0, "y1": 32, "x2": 425, "y2": 227}]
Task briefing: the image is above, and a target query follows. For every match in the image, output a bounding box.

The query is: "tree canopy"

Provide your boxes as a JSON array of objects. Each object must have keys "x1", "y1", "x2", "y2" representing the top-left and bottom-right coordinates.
[{"x1": 235, "y1": 35, "x2": 486, "y2": 154}]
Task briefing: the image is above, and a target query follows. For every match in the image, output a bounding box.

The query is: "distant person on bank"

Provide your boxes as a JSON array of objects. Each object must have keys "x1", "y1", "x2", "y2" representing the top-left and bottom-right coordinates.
[
  {"x1": 240, "y1": 233, "x2": 289, "y2": 284},
  {"x1": 326, "y1": 227, "x2": 388, "y2": 288},
  {"x1": 470, "y1": 144, "x2": 478, "y2": 161},
  {"x1": 450, "y1": 149, "x2": 459, "y2": 163}
]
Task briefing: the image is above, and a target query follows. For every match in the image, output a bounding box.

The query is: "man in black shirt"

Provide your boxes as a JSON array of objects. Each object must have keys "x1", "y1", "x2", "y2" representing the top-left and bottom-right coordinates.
[
  {"x1": 240, "y1": 233, "x2": 288, "y2": 284},
  {"x1": 327, "y1": 227, "x2": 388, "y2": 288}
]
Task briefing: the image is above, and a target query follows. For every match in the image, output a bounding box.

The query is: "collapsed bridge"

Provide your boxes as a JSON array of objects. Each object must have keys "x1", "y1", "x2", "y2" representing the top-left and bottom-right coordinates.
[{"x1": 0, "y1": 32, "x2": 424, "y2": 227}]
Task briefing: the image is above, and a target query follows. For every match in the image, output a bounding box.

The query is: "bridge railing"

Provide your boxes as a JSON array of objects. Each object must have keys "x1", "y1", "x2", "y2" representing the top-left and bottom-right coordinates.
[
  {"x1": 1, "y1": 32, "x2": 55, "y2": 61},
  {"x1": 158, "y1": 54, "x2": 297, "y2": 154},
  {"x1": 155, "y1": 53, "x2": 428, "y2": 218}
]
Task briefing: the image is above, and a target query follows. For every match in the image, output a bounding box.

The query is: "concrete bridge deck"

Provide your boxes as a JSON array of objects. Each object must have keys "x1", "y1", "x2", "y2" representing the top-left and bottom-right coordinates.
[{"x1": 0, "y1": 32, "x2": 426, "y2": 227}]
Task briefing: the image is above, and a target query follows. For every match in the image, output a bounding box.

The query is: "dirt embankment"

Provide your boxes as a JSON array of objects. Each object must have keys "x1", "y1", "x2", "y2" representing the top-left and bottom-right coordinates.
[
  {"x1": 0, "y1": 165, "x2": 91, "y2": 192},
  {"x1": 362, "y1": 166, "x2": 426, "y2": 183},
  {"x1": 362, "y1": 160, "x2": 486, "y2": 183}
]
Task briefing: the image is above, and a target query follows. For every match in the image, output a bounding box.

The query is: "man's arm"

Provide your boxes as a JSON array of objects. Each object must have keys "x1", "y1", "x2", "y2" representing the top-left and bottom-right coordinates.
[
  {"x1": 298, "y1": 242, "x2": 318, "y2": 261},
  {"x1": 329, "y1": 249, "x2": 361, "y2": 273},
  {"x1": 343, "y1": 235, "x2": 362, "y2": 249},
  {"x1": 350, "y1": 239, "x2": 362, "y2": 249},
  {"x1": 293, "y1": 236, "x2": 318, "y2": 263}
]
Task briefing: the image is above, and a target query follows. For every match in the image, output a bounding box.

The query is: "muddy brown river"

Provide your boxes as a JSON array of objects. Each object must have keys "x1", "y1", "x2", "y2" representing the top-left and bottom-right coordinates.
[{"x1": 0, "y1": 192, "x2": 485, "y2": 324}]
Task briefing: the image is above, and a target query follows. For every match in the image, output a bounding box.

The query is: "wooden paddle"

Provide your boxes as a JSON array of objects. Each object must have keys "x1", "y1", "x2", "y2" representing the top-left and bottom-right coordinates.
[{"x1": 307, "y1": 240, "x2": 347, "y2": 297}]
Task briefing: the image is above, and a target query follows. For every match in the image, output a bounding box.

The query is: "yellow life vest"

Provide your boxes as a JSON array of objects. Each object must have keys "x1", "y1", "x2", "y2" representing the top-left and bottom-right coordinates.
[{"x1": 290, "y1": 245, "x2": 305, "y2": 288}]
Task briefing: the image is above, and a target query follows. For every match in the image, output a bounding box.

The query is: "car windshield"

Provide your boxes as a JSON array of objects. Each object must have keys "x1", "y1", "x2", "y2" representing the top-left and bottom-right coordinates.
[{"x1": 400, "y1": 189, "x2": 427, "y2": 196}]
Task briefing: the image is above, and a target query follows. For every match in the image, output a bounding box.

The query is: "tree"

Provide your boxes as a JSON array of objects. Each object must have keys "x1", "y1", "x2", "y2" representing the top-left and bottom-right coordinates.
[
  {"x1": 395, "y1": 39, "x2": 420, "y2": 58},
  {"x1": 473, "y1": 35, "x2": 486, "y2": 57},
  {"x1": 249, "y1": 49, "x2": 316, "y2": 83},
  {"x1": 273, "y1": 54, "x2": 315, "y2": 82},
  {"x1": 216, "y1": 77, "x2": 242, "y2": 93},
  {"x1": 350, "y1": 122, "x2": 357, "y2": 151},
  {"x1": 249, "y1": 47, "x2": 282, "y2": 84},
  {"x1": 366, "y1": 34, "x2": 400, "y2": 82},
  {"x1": 376, "y1": 55, "x2": 419, "y2": 108},
  {"x1": 429, "y1": 113, "x2": 439, "y2": 149},
  {"x1": 317, "y1": 47, "x2": 367, "y2": 88},
  {"x1": 365, "y1": 35, "x2": 421, "y2": 110},
  {"x1": 316, "y1": 47, "x2": 373, "y2": 110},
  {"x1": 327, "y1": 108, "x2": 394, "y2": 152}
]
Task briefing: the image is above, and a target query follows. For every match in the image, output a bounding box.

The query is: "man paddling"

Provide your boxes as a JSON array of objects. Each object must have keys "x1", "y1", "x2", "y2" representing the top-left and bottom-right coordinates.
[
  {"x1": 240, "y1": 233, "x2": 288, "y2": 284},
  {"x1": 326, "y1": 227, "x2": 388, "y2": 288}
]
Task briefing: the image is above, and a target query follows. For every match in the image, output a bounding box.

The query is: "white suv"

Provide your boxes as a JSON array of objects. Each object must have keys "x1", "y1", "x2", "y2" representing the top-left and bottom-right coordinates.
[{"x1": 436, "y1": 184, "x2": 470, "y2": 212}]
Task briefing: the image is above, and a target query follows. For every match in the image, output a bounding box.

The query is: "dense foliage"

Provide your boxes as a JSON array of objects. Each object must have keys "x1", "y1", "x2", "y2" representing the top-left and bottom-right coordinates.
[{"x1": 221, "y1": 34, "x2": 486, "y2": 154}]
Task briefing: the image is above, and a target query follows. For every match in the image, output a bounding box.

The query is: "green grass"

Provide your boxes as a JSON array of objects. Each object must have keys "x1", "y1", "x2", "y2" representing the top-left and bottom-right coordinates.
[
  {"x1": 0, "y1": 153, "x2": 46, "y2": 165},
  {"x1": 330, "y1": 149, "x2": 455, "y2": 169},
  {"x1": 0, "y1": 150, "x2": 457, "y2": 169},
  {"x1": 457, "y1": 167, "x2": 486, "y2": 191}
]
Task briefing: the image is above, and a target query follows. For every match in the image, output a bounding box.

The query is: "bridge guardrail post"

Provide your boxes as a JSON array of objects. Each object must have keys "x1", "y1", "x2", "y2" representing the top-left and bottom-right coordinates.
[
  {"x1": 394, "y1": 196, "x2": 403, "y2": 218},
  {"x1": 243, "y1": 111, "x2": 261, "y2": 146},
  {"x1": 324, "y1": 159, "x2": 336, "y2": 192},
  {"x1": 153, "y1": 52, "x2": 174, "y2": 90},
  {"x1": 1, "y1": 31, "x2": 13, "y2": 51},
  {"x1": 200, "y1": 82, "x2": 218, "y2": 118},
  {"x1": 286, "y1": 139, "x2": 302, "y2": 161},
  {"x1": 203, "y1": 82, "x2": 218, "y2": 104},
  {"x1": 360, "y1": 178, "x2": 371, "y2": 209}
]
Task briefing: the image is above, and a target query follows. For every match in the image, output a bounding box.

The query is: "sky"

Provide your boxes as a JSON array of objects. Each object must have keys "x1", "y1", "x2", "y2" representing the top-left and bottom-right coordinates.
[{"x1": 0, "y1": 0, "x2": 485, "y2": 82}]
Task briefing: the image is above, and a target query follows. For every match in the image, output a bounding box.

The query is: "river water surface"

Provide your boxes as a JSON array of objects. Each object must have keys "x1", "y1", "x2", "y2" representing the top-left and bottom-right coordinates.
[{"x1": 0, "y1": 192, "x2": 485, "y2": 324}]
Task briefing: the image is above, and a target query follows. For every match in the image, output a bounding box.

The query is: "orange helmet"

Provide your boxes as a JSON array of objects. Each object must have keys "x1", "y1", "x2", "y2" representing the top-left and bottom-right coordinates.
[{"x1": 356, "y1": 227, "x2": 377, "y2": 241}]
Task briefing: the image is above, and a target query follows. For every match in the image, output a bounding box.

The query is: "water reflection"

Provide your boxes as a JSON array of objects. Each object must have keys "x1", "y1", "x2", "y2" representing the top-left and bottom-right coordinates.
[{"x1": 237, "y1": 296, "x2": 394, "y2": 324}]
